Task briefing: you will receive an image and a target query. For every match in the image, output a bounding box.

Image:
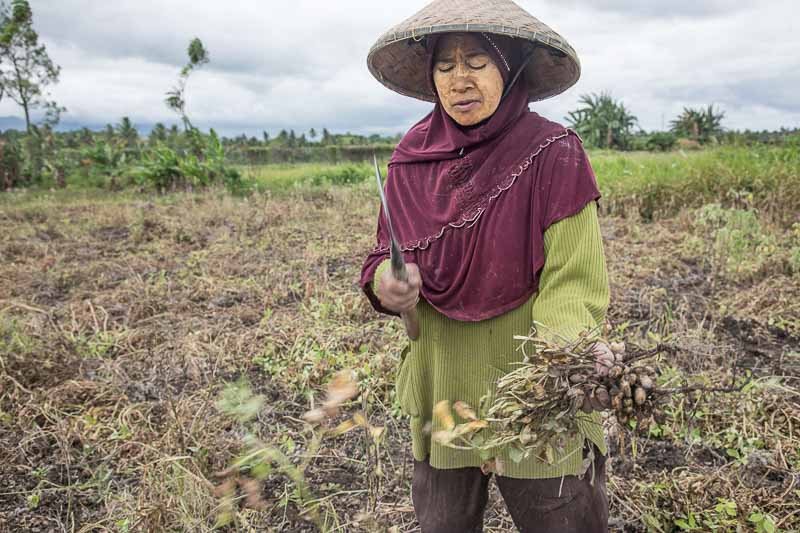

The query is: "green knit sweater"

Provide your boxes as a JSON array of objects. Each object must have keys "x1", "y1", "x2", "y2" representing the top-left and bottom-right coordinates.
[{"x1": 373, "y1": 201, "x2": 609, "y2": 479}]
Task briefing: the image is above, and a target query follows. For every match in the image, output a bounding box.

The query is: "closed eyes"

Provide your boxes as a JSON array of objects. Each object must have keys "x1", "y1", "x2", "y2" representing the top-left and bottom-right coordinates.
[{"x1": 436, "y1": 58, "x2": 489, "y2": 73}]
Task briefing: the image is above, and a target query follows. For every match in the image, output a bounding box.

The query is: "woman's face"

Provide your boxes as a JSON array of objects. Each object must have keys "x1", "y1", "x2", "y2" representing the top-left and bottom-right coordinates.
[{"x1": 432, "y1": 33, "x2": 504, "y2": 127}]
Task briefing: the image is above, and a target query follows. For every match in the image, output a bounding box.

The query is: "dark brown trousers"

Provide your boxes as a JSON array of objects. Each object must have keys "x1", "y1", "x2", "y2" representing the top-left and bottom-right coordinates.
[{"x1": 411, "y1": 446, "x2": 608, "y2": 533}]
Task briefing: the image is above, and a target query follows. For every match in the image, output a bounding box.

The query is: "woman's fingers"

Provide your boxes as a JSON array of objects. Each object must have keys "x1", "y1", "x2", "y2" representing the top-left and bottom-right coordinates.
[
  {"x1": 379, "y1": 273, "x2": 415, "y2": 300},
  {"x1": 592, "y1": 343, "x2": 615, "y2": 377},
  {"x1": 377, "y1": 264, "x2": 421, "y2": 313},
  {"x1": 384, "y1": 290, "x2": 417, "y2": 311}
]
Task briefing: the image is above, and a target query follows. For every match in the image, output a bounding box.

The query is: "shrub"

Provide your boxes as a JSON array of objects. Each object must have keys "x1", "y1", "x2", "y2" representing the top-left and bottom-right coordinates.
[
  {"x1": 0, "y1": 136, "x2": 23, "y2": 189},
  {"x1": 645, "y1": 132, "x2": 677, "y2": 152},
  {"x1": 76, "y1": 140, "x2": 128, "y2": 188},
  {"x1": 692, "y1": 204, "x2": 782, "y2": 279},
  {"x1": 596, "y1": 144, "x2": 800, "y2": 225},
  {"x1": 138, "y1": 129, "x2": 242, "y2": 193},
  {"x1": 303, "y1": 164, "x2": 371, "y2": 187}
]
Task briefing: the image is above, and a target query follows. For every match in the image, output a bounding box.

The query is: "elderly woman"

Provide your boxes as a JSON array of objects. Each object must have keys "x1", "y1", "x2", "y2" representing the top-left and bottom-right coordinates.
[{"x1": 360, "y1": 1, "x2": 612, "y2": 531}]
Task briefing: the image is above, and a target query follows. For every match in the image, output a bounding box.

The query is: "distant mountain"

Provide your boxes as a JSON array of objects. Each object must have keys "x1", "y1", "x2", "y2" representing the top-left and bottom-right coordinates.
[
  {"x1": 0, "y1": 116, "x2": 129, "y2": 133},
  {"x1": 0, "y1": 116, "x2": 26, "y2": 132}
]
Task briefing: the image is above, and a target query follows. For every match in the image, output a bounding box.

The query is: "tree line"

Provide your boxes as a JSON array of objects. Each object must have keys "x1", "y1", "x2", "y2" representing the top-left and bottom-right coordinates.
[{"x1": 567, "y1": 92, "x2": 727, "y2": 151}]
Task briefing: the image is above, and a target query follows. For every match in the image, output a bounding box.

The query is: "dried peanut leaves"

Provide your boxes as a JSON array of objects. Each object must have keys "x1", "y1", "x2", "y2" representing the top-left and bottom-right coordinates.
[{"x1": 433, "y1": 325, "x2": 668, "y2": 468}]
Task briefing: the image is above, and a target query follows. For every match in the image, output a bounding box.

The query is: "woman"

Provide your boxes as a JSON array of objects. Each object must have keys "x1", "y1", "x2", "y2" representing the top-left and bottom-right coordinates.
[{"x1": 360, "y1": 1, "x2": 613, "y2": 531}]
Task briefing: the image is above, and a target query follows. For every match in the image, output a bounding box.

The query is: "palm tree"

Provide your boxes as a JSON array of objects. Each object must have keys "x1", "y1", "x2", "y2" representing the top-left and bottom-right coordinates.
[
  {"x1": 566, "y1": 92, "x2": 638, "y2": 150},
  {"x1": 116, "y1": 116, "x2": 138, "y2": 148},
  {"x1": 670, "y1": 105, "x2": 725, "y2": 143},
  {"x1": 149, "y1": 122, "x2": 167, "y2": 144}
]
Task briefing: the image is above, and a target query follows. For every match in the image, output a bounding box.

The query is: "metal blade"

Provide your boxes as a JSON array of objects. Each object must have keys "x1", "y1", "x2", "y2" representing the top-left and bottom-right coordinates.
[{"x1": 373, "y1": 155, "x2": 408, "y2": 281}]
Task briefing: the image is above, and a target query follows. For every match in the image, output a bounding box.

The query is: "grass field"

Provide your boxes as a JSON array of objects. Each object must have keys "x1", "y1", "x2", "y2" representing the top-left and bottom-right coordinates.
[
  {"x1": 1, "y1": 149, "x2": 799, "y2": 532},
  {"x1": 235, "y1": 144, "x2": 800, "y2": 222}
]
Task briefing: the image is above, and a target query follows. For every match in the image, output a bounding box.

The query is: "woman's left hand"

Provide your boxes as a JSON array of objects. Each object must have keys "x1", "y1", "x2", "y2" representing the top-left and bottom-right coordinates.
[
  {"x1": 579, "y1": 342, "x2": 615, "y2": 412},
  {"x1": 591, "y1": 342, "x2": 615, "y2": 378}
]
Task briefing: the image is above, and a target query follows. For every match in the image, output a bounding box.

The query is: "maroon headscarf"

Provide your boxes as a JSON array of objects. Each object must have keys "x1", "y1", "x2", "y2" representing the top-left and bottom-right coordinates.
[{"x1": 360, "y1": 34, "x2": 600, "y2": 322}]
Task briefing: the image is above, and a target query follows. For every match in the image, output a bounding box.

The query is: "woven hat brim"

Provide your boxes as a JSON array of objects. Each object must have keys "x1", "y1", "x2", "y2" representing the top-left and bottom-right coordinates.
[{"x1": 367, "y1": 2, "x2": 581, "y2": 103}]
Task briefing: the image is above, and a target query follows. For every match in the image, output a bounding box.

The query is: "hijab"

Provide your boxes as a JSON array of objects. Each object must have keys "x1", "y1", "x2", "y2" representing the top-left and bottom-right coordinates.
[{"x1": 360, "y1": 33, "x2": 600, "y2": 321}]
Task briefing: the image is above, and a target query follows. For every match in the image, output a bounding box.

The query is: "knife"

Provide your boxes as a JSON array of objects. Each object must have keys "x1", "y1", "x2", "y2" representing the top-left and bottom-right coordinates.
[{"x1": 373, "y1": 155, "x2": 420, "y2": 341}]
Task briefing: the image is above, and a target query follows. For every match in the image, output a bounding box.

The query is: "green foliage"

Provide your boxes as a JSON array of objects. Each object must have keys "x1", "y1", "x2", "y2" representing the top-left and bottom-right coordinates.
[
  {"x1": 0, "y1": 133, "x2": 22, "y2": 188},
  {"x1": 672, "y1": 498, "x2": 741, "y2": 531},
  {"x1": 138, "y1": 128, "x2": 242, "y2": 193},
  {"x1": 671, "y1": 105, "x2": 725, "y2": 144},
  {"x1": 77, "y1": 139, "x2": 127, "y2": 188},
  {"x1": 693, "y1": 203, "x2": 779, "y2": 279},
  {"x1": 149, "y1": 122, "x2": 167, "y2": 144},
  {"x1": 43, "y1": 146, "x2": 71, "y2": 188},
  {"x1": 214, "y1": 380, "x2": 335, "y2": 530},
  {"x1": 645, "y1": 131, "x2": 677, "y2": 152},
  {"x1": 629, "y1": 131, "x2": 677, "y2": 152},
  {"x1": 237, "y1": 162, "x2": 376, "y2": 192},
  {"x1": 0, "y1": 126, "x2": 49, "y2": 189},
  {"x1": 595, "y1": 144, "x2": 800, "y2": 225},
  {"x1": 230, "y1": 143, "x2": 396, "y2": 165},
  {"x1": 717, "y1": 128, "x2": 800, "y2": 147},
  {"x1": 791, "y1": 224, "x2": 800, "y2": 274},
  {"x1": 166, "y1": 37, "x2": 209, "y2": 131},
  {"x1": 0, "y1": 0, "x2": 64, "y2": 132},
  {"x1": 216, "y1": 380, "x2": 264, "y2": 423},
  {"x1": 566, "y1": 92, "x2": 638, "y2": 150},
  {"x1": 139, "y1": 144, "x2": 180, "y2": 192},
  {"x1": 303, "y1": 164, "x2": 371, "y2": 186},
  {"x1": 20, "y1": 125, "x2": 50, "y2": 183},
  {"x1": 748, "y1": 511, "x2": 777, "y2": 533},
  {"x1": 116, "y1": 116, "x2": 138, "y2": 149},
  {"x1": 186, "y1": 37, "x2": 209, "y2": 69}
]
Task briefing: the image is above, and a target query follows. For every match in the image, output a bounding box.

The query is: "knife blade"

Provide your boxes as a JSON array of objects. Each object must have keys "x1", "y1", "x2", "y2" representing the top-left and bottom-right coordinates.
[{"x1": 374, "y1": 155, "x2": 420, "y2": 341}]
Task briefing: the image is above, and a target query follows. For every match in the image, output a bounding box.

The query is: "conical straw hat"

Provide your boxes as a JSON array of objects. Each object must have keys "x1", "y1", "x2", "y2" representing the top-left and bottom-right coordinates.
[{"x1": 367, "y1": 0, "x2": 580, "y2": 103}]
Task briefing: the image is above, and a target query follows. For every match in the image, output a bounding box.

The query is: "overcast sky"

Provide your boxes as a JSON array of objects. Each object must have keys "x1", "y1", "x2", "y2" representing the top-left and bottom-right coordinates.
[{"x1": 1, "y1": 0, "x2": 797, "y2": 137}]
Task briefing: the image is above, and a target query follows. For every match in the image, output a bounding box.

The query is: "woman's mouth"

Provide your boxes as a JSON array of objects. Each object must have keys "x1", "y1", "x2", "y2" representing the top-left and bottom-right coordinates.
[{"x1": 452, "y1": 100, "x2": 481, "y2": 112}]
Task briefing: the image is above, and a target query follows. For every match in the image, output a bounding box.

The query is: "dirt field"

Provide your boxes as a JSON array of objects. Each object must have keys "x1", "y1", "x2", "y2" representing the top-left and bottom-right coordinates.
[{"x1": 1, "y1": 186, "x2": 798, "y2": 532}]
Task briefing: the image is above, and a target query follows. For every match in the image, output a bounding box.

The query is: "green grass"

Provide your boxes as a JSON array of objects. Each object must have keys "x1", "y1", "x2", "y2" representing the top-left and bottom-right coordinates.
[
  {"x1": 10, "y1": 144, "x2": 798, "y2": 226},
  {"x1": 237, "y1": 162, "x2": 378, "y2": 192},
  {"x1": 234, "y1": 145, "x2": 799, "y2": 225},
  {"x1": 589, "y1": 145, "x2": 800, "y2": 224}
]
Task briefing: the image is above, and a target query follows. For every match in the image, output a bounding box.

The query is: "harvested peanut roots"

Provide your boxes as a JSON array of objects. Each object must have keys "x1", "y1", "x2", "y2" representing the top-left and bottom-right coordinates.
[{"x1": 433, "y1": 324, "x2": 667, "y2": 466}]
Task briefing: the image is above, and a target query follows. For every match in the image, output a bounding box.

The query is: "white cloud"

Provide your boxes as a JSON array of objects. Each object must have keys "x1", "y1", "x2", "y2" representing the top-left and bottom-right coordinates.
[{"x1": 0, "y1": 0, "x2": 796, "y2": 135}]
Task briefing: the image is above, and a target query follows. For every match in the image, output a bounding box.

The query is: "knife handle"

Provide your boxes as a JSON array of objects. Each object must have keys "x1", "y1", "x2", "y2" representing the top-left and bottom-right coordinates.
[
  {"x1": 391, "y1": 262, "x2": 420, "y2": 340},
  {"x1": 401, "y1": 306, "x2": 420, "y2": 341}
]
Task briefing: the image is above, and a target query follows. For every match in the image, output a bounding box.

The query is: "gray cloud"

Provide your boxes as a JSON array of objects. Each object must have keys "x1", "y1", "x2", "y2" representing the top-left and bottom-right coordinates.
[
  {"x1": 0, "y1": 0, "x2": 796, "y2": 136},
  {"x1": 547, "y1": 0, "x2": 758, "y2": 18}
]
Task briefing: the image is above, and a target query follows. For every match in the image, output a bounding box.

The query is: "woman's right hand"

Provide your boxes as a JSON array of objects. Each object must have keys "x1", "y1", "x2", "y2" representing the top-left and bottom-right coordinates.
[{"x1": 376, "y1": 263, "x2": 422, "y2": 314}]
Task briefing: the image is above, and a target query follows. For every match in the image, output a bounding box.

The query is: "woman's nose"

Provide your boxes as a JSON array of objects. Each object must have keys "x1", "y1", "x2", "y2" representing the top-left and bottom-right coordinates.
[{"x1": 452, "y1": 71, "x2": 474, "y2": 92}]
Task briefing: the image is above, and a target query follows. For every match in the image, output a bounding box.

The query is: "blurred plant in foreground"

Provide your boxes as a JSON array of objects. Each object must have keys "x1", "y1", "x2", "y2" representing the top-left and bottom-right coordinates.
[{"x1": 214, "y1": 370, "x2": 385, "y2": 531}]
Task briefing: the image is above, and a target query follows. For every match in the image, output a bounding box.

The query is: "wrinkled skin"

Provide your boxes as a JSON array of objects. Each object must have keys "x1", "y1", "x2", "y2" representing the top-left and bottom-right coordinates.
[
  {"x1": 376, "y1": 264, "x2": 422, "y2": 314},
  {"x1": 432, "y1": 33, "x2": 504, "y2": 126},
  {"x1": 582, "y1": 343, "x2": 616, "y2": 410}
]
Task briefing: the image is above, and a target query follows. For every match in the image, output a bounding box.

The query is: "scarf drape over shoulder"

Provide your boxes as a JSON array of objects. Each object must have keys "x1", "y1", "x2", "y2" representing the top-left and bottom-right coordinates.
[{"x1": 360, "y1": 70, "x2": 600, "y2": 322}]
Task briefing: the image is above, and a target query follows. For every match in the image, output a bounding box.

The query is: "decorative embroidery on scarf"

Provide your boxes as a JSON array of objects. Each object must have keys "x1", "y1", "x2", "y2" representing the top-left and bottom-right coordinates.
[{"x1": 372, "y1": 129, "x2": 574, "y2": 253}]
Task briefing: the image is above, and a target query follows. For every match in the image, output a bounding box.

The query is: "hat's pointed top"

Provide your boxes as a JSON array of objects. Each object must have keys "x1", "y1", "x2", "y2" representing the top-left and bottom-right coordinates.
[{"x1": 368, "y1": 0, "x2": 580, "y2": 103}]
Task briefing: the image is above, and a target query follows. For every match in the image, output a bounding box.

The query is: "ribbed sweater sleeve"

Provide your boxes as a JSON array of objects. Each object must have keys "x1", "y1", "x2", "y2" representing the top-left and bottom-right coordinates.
[
  {"x1": 531, "y1": 201, "x2": 609, "y2": 341},
  {"x1": 371, "y1": 259, "x2": 392, "y2": 297}
]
